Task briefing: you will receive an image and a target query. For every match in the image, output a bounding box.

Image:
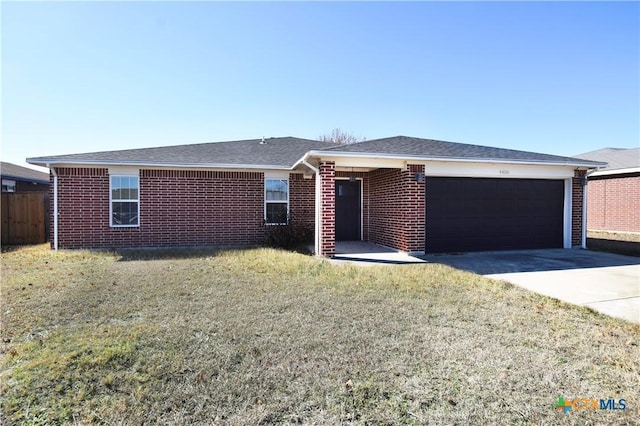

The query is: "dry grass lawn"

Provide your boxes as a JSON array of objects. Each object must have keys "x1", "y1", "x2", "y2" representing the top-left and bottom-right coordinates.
[{"x1": 1, "y1": 245, "x2": 638, "y2": 425}]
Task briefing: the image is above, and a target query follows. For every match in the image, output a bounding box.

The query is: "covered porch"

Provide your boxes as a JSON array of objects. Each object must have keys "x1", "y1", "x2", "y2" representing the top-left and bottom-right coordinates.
[{"x1": 296, "y1": 154, "x2": 427, "y2": 258}]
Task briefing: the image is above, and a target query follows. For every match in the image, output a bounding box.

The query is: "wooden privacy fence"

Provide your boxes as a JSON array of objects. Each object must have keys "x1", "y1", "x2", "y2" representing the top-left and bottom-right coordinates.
[{"x1": 1, "y1": 193, "x2": 48, "y2": 245}]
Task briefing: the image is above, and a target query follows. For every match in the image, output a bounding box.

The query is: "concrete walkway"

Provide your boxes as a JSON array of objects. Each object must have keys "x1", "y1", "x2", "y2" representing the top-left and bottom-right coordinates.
[{"x1": 332, "y1": 243, "x2": 640, "y2": 323}]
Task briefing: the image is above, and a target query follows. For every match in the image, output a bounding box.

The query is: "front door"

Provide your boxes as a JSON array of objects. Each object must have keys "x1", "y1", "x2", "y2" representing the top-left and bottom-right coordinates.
[{"x1": 335, "y1": 180, "x2": 361, "y2": 241}]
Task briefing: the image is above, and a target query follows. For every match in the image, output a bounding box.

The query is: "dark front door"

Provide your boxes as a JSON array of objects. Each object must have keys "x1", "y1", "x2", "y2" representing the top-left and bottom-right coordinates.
[
  {"x1": 335, "y1": 180, "x2": 361, "y2": 241},
  {"x1": 425, "y1": 177, "x2": 564, "y2": 253}
]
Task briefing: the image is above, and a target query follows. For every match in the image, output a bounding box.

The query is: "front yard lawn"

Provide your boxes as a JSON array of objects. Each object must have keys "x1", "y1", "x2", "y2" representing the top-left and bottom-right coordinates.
[{"x1": 1, "y1": 245, "x2": 638, "y2": 424}]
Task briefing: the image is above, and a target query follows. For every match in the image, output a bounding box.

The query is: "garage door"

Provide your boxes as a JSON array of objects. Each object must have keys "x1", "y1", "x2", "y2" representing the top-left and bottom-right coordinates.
[{"x1": 426, "y1": 177, "x2": 564, "y2": 253}]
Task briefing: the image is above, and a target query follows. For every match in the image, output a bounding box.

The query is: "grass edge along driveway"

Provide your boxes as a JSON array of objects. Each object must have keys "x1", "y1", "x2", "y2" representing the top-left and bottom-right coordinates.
[{"x1": 1, "y1": 245, "x2": 638, "y2": 425}]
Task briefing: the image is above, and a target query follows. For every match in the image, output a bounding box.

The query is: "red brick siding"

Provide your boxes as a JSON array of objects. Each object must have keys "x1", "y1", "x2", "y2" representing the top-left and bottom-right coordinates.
[
  {"x1": 406, "y1": 164, "x2": 426, "y2": 253},
  {"x1": 319, "y1": 162, "x2": 336, "y2": 256},
  {"x1": 587, "y1": 173, "x2": 640, "y2": 233},
  {"x1": 52, "y1": 167, "x2": 277, "y2": 249},
  {"x1": 369, "y1": 165, "x2": 425, "y2": 253},
  {"x1": 13, "y1": 180, "x2": 49, "y2": 193},
  {"x1": 289, "y1": 173, "x2": 315, "y2": 232},
  {"x1": 572, "y1": 170, "x2": 586, "y2": 246}
]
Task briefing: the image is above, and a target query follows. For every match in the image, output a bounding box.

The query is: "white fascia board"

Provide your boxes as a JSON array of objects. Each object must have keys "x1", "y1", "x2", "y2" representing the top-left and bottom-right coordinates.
[
  {"x1": 425, "y1": 161, "x2": 576, "y2": 179},
  {"x1": 26, "y1": 158, "x2": 291, "y2": 172},
  {"x1": 305, "y1": 150, "x2": 604, "y2": 169},
  {"x1": 588, "y1": 166, "x2": 640, "y2": 177}
]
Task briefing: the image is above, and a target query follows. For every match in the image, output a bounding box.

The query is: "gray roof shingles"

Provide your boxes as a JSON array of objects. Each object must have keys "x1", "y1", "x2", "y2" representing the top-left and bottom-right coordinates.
[
  {"x1": 28, "y1": 135, "x2": 603, "y2": 168},
  {"x1": 28, "y1": 137, "x2": 335, "y2": 169},
  {"x1": 317, "y1": 136, "x2": 603, "y2": 165},
  {"x1": 1, "y1": 162, "x2": 50, "y2": 183},
  {"x1": 574, "y1": 147, "x2": 639, "y2": 170}
]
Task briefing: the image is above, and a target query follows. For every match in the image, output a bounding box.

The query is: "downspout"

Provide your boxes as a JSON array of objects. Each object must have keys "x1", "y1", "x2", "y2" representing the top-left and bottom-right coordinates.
[
  {"x1": 301, "y1": 158, "x2": 321, "y2": 256},
  {"x1": 49, "y1": 165, "x2": 58, "y2": 250}
]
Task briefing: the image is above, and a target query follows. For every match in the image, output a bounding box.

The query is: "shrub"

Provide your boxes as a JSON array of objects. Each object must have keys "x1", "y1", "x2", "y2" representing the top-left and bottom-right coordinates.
[{"x1": 264, "y1": 218, "x2": 313, "y2": 252}]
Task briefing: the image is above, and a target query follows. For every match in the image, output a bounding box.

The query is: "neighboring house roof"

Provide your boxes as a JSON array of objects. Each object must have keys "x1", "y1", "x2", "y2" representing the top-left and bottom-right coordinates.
[
  {"x1": 1, "y1": 162, "x2": 50, "y2": 184},
  {"x1": 27, "y1": 135, "x2": 604, "y2": 169},
  {"x1": 27, "y1": 137, "x2": 335, "y2": 169},
  {"x1": 574, "y1": 147, "x2": 640, "y2": 171},
  {"x1": 314, "y1": 135, "x2": 603, "y2": 167}
]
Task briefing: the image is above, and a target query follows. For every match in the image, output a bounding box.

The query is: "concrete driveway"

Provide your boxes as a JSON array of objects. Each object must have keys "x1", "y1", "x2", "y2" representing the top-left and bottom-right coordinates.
[{"x1": 423, "y1": 249, "x2": 640, "y2": 323}]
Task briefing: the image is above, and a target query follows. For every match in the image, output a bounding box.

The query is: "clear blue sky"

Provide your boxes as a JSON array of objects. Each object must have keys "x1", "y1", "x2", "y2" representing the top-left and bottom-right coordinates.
[{"x1": 2, "y1": 1, "x2": 638, "y2": 170}]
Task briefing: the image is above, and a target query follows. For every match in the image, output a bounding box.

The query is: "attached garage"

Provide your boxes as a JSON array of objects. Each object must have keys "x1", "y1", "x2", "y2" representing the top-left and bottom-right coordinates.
[{"x1": 425, "y1": 177, "x2": 565, "y2": 253}]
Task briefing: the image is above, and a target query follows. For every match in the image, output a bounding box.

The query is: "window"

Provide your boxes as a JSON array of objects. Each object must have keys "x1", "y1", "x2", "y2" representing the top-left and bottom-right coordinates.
[
  {"x1": 1, "y1": 179, "x2": 16, "y2": 193},
  {"x1": 265, "y1": 178, "x2": 288, "y2": 224},
  {"x1": 110, "y1": 175, "x2": 139, "y2": 227}
]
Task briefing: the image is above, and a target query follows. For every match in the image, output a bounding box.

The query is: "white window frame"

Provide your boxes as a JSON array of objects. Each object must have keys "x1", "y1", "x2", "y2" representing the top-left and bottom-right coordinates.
[
  {"x1": 109, "y1": 174, "x2": 140, "y2": 228},
  {"x1": 2, "y1": 179, "x2": 16, "y2": 193},
  {"x1": 264, "y1": 174, "x2": 289, "y2": 225}
]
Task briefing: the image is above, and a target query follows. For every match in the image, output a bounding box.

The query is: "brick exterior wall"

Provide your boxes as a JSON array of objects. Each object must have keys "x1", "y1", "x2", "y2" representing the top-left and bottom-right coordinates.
[
  {"x1": 50, "y1": 163, "x2": 588, "y2": 254},
  {"x1": 572, "y1": 170, "x2": 586, "y2": 246},
  {"x1": 319, "y1": 162, "x2": 336, "y2": 256},
  {"x1": 289, "y1": 173, "x2": 316, "y2": 233},
  {"x1": 587, "y1": 173, "x2": 640, "y2": 233},
  {"x1": 51, "y1": 167, "x2": 314, "y2": 249},
  {"x1": 368, "y1": 165, "x2": 425, "y2": 253}
]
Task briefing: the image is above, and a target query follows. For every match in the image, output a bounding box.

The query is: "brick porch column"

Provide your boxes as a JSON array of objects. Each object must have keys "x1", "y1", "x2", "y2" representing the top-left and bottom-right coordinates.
[
  {"x1": 405, "y1": 164, "x2": 426, "y2": 254},
  {"x1": 319, "y1": 161, "x2": 336, "y2": 257},
  {"x1": 572, "y1": 169, "x2": 586, "y2": 247}
]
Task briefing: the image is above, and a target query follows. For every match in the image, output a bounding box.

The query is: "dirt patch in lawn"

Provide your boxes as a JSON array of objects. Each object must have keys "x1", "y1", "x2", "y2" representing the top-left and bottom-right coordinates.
[{"x1": 1, "y1": 245, "x2": 638, "y2": 424}]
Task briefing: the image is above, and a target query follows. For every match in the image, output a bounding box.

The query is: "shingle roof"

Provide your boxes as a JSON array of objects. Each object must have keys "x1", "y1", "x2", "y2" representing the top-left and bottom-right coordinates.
[
  {"x1": 28, "y1": 137, "x2": 335, "y2": 169},
  {"x1": 28, "y1": 135, "x2": 604, "y2": 169},
  {"x1": 1, "y1": 162, "x2": 49, "y2": 183},
  {"x1": 317, "y1": 135, "x2": 604, "y2": 166},
  {"x1": 574, "y1": 147, "x2": 639, "y2": 170}
]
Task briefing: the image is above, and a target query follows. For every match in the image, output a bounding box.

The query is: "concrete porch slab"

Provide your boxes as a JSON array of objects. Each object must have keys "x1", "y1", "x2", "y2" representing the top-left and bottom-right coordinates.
[{"x1": 330, "y1": 241, "x2": 427, "y2": 265}]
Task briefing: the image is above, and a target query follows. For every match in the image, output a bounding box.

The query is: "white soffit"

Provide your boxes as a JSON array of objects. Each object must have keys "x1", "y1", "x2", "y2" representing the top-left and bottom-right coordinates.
[{"x1": 332, "y1": 157, "x2": 407, "y2": 169}]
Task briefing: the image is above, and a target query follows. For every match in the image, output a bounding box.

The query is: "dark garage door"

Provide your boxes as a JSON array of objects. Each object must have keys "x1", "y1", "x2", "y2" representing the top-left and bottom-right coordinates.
[{"x1": 426, "y1": 177, "x2": 564, "y2": 253}]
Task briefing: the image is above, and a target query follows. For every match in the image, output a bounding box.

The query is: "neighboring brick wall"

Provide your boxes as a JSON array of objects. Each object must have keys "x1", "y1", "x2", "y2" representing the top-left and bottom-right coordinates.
[
  {"x1": 52, "y1": 167, "x2": 276, "y2": 249},
  {"x1": 369, "y1": 165, "x2": 425, "y2": 253},
  {"x1": 15, "y1": 180, "x2": 49, "y2": 193},
  {"x1": 319, "y1": 162, "x2": 336, "y2": 256},
  {"x1": 587, "y1": 173, "x2": 640, "y2": 233},
  {"x1": 572, "y1": 170, "x2": 586, "y2": 246}
]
